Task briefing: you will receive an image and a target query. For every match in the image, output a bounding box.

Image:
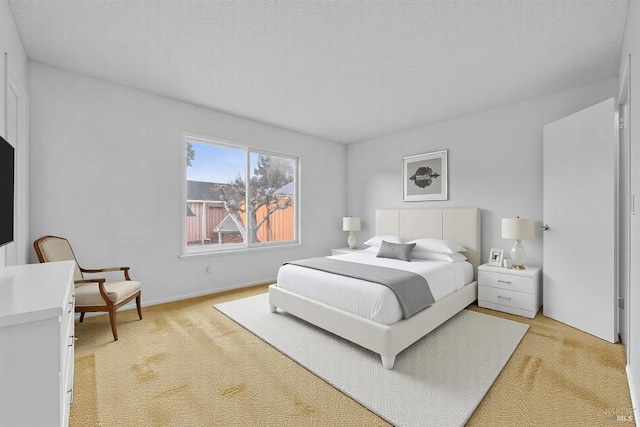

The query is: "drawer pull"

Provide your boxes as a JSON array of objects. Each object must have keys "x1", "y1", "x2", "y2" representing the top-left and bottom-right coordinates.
[
  {"x1": 497, "y1": 280, "x2": 512, "y2": 284},
  {"x1": 67, "y1": 301, "x2": 74, "y2": 313},
  {"x1": 67, "y1": 388, "x2": 74, "y2": 404},
  {"x1": 68, "y1": 335, "x2": 75, "y2": 347},
  {"x1": 497, "y1": 295, "x2": 512, "y2": 301}
]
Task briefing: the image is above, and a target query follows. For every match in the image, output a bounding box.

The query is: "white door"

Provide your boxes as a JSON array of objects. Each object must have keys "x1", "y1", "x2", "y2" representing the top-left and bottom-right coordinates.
[{"x1": 542, "y1": 98, "x2": 617, "y2": 343}]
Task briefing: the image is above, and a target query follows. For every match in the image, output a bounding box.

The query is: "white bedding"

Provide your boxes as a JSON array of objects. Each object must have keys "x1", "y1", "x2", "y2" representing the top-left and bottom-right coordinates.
[{"x1": 276, "y1": 252, "x2": 474, "y2": 325}]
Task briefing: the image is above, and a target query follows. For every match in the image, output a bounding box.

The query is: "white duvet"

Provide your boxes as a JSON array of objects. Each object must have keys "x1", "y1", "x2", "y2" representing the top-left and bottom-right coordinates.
[{"x1": 276, "y1": 252, "x2": 474, "y2": 325}]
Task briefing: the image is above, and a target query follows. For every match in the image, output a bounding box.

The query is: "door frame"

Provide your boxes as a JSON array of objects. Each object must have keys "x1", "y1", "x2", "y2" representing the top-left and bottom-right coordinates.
[
  {"x1": 618, "y1": 54, "x2": 631, "y2": 359},
  {"x1": 3, "y1": 53, "x2": 29, "y2": 266}
]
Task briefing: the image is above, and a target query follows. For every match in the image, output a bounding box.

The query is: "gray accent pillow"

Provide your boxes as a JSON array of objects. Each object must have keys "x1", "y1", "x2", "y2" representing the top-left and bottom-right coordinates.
[{"x1": 376, "y1": 240, "x2": 416, "y2": 262}]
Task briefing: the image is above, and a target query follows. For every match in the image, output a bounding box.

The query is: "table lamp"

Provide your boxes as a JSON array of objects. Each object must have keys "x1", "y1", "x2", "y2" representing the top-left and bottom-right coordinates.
[
  {"x1": 501, "y1": 217, "x2": 535, "y2": 270},
  {"x1": 343, "y1": 217, "x2": 361, "y2": 250}
]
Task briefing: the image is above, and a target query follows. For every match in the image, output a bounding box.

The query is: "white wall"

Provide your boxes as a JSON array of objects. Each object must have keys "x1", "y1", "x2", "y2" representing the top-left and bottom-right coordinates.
[
  {"x1": 0, "y1": 0, "x2": 28, "y2": 267},
  {"x1": 346, "y1": 78, "x2": 617, "y2": 267},
  {"x1": 28, "y1": 61, "x2": 347, "y2": 305},
  {"x1": 619, "y1": 0, "x2": 640, "y2": 418}
]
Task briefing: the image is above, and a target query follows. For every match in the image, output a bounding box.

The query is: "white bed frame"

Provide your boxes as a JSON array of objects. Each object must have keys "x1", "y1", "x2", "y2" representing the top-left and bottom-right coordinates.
[{"x1": 268, "y1": 208, "x2": 481, "y2": 369}]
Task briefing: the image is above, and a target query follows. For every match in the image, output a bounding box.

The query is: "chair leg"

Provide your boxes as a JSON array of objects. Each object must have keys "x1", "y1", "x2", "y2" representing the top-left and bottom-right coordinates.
[
  {"x1": 136, "y1": 294, "x2": 142, "y2": 320},
  {"x1": 108, "y1": 309, "x2": 118, "y2": 341},
  {"x1": 79, "y1": 313, "x2": 85, "y2": 323}
]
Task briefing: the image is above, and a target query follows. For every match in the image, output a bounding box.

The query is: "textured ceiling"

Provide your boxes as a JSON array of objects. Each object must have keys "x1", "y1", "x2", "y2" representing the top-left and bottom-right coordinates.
[{"x1": 8, "y1": 0, "x2": 630, "y2": 143}]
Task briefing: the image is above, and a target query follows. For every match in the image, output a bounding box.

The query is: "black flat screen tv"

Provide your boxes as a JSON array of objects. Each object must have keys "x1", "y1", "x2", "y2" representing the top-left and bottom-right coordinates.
[{"x1": 0, "y1": 135, "x2": 14, "y2": 247}]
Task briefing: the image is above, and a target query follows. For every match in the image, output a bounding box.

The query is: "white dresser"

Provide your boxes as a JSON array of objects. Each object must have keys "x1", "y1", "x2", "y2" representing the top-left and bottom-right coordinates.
[
  {"x1": 0, "y1": 261, "x2": 76, "y2": 427},
  {"x1": 477, "y1": 263, "x2": 542, "y2": 318}
]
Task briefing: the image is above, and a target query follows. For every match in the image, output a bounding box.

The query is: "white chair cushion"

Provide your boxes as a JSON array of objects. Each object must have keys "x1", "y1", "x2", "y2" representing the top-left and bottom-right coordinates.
[{"x1": 75, "y1": 280, "x2": 141, "y2": 307}]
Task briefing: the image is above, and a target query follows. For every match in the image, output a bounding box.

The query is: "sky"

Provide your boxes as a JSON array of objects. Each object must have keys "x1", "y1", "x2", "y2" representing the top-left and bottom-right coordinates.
[
  {"x1": 186, "y1": 141, "x2": 246, "y2": 183},
  {"x1": 187, "y1": 140, "x2": 292, "y2": 184}
]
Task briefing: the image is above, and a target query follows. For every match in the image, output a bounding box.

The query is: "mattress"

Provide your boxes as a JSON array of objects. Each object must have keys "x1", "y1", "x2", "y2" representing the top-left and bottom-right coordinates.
[{"x1": 276, "y1": 252, "x2": 474, "y2": 325}]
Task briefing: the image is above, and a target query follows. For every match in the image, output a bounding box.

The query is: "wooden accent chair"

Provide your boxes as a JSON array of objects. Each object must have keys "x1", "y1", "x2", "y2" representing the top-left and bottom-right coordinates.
[{"x1": 33, "y1": 235, "x2": 142, "y2": 341}]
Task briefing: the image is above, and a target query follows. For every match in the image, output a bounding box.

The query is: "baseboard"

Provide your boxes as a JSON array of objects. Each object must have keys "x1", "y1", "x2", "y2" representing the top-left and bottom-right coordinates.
[
  {"x1": 142, "y1": 278, "x2": 275, "y2": 307},
  {"x1": 78, "y1": 278, "x2": 275, "y2": 319},
  {"x1": 627, "y1": 364, "x2": 639, "y2": 423}
]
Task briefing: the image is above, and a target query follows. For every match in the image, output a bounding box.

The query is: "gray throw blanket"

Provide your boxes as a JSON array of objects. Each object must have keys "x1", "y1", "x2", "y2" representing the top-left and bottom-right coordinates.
[{"x1": 285, "y1": 257, "x2": 435, "y2": 319}]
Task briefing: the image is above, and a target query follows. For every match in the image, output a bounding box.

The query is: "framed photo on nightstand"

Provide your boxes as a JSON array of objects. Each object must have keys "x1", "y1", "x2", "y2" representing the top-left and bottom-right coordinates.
[{"x1": 488, "y1": 248, "x2": 504, "y2": 267}]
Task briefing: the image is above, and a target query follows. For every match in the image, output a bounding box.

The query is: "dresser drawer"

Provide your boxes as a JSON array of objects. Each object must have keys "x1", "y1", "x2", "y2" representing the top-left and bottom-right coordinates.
[
  {"x1": 59, "y1": 289, "x2": 74, "y2": 338},
  {"x1": 478, "y1": 285, "x2": 534, "y2": 311},
  {"x1": 60, "y1": 290, "x2": 75, "y2": 373},
  {"x1": 61, "y1": 354, "x2": 74, "y2": 427},
  {"x1": 61, "y1": 313, "x2": 74, "y2": 365},
  {"x1": 478, "y1": 271, "x2": 533, "y2": 294}
]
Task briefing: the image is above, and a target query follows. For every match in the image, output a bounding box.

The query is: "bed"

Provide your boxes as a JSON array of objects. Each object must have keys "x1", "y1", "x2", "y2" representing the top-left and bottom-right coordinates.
[{"x1": 268, "y1": 207, "x2": 481, "y2": 369}]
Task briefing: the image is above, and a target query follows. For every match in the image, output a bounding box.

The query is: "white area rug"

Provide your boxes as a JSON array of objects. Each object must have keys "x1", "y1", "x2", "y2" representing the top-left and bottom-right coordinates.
[{"x1": 215, "y1": 293, "x2": 529, "y2": 427}]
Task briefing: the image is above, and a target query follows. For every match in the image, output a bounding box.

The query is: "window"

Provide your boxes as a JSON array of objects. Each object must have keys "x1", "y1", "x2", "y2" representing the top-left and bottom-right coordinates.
[{"x1": 183, "y1": 135, "x2": 298, "y2": 254}]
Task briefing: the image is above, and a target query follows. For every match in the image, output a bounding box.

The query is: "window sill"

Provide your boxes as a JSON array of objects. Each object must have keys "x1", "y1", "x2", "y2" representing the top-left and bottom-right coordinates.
[{"x1": 179, "y1": 241, "x2": 301, "y2": 259}]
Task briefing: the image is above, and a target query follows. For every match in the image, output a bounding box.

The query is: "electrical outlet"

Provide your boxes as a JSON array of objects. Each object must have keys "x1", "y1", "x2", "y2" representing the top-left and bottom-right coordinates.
[{"x1": 204, "y1": 265, "x2": 211, "y2": 275}]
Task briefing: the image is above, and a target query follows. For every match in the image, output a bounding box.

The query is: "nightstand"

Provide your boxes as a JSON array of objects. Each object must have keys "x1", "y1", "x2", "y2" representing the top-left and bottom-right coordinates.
[
  {"x1": 331, "y1": 247, "x2": 365, "y2": 255},
  {"x1": 477, "y1": 263, "x2": 542, "y2": 318}
]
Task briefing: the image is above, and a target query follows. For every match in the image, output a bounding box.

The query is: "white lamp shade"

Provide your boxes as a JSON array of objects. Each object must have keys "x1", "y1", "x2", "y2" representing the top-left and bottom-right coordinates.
[
  {"x1": 501, "y1": 218, "x2": 535, "y2": 240},
  {"x1": 343, "y1": 217, "x2": 361, "y2": 232}
]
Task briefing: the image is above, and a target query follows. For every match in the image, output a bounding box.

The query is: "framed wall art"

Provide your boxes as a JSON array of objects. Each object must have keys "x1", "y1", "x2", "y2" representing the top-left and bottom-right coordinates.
[{"x1": 402, "y1": 150, "x2": 448, "y2": 201}]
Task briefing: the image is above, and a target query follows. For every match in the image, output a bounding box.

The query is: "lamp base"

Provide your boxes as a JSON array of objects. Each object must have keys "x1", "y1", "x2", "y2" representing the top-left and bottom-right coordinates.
[
  {"x1": 510, "y1": 239, "x2": 527, "y2": 271},
  {"x1": 347, "y1": 232, "x2": 357, "y2": 250}
]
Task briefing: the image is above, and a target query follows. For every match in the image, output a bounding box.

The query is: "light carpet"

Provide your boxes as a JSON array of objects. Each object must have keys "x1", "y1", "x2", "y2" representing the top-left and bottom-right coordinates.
[{"x1": 215, "y1": 293, "x2": 529, "y2": 427}]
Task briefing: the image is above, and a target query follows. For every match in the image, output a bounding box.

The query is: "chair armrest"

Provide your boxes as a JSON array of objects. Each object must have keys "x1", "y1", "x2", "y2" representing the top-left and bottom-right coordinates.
[
  {"x1": 81, "y1": 266, "x2": 131, "y2": 280},
  {"x1": 74, "y1": 278, "x2": 106, "y2": 285},
  {"x1": 74, "y1": 278, "x2": 113, "y2": 303}
]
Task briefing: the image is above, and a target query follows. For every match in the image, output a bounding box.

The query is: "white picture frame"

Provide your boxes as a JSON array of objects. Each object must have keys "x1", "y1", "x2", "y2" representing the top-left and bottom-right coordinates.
[
  {"x1": 488, "y1": 248, "x2": 504, "y2": 267},
  {"x1": 403, "y1": 150, "x2": 448, "y2": 201}
]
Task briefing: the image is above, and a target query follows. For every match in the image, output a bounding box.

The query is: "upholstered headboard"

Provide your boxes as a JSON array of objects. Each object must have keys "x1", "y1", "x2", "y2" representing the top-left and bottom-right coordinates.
[{"x1": 375, "y1": 208, "x2": 481, "y2": 280}]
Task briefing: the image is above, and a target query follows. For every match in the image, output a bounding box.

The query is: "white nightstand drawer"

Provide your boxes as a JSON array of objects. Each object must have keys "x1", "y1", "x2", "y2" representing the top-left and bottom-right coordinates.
[
  {"x1": 478, "y1": 271, "x2": 534, "y2": 294},
  {"x1": 478, "y1": 286, "x2": 534, "y2": 312}
]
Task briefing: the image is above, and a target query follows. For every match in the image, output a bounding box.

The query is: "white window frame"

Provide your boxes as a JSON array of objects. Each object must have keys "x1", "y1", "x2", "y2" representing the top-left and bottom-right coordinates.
[{"x1": 181, "y1": 133, "x2": 299, "y2": 257}]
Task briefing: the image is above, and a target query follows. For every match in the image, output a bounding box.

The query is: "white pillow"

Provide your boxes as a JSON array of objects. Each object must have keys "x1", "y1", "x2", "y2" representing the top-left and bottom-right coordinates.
[
  {"x1": 363, "y1": 235, "x2": 402, "y2": 247},
  {"x1": 406, "y1": 238, "x2": 467, "y2": 253},
  {"x1": 412, "y1": 251, "x2": 467, "y2": 262}
]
